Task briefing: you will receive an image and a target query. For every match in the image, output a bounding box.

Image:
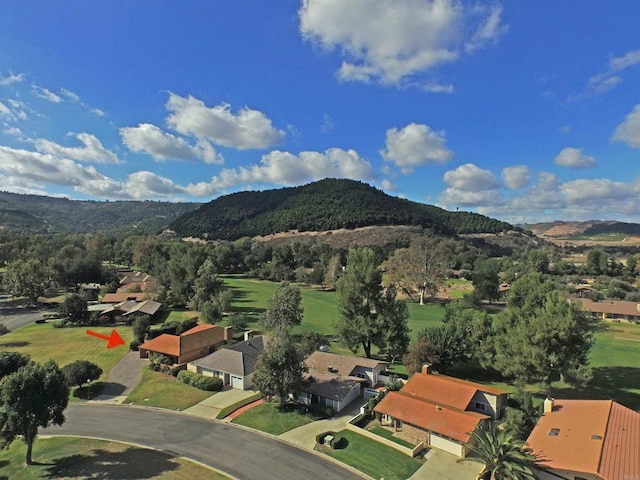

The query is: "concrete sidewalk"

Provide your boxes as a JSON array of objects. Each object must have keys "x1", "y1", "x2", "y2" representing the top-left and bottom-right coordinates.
[{"x1": 183, "y1": 388, "x2": 258, "y2": 420}]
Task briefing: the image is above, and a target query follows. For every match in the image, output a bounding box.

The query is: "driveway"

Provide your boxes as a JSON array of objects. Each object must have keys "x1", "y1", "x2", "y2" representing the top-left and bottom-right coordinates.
[
  {"x1": 92, "y1": 351, "x2": 147, "y2": 404},
  {"x1": 43, "y1": 404, "x2": 367, "y2": 480},
  {"x1": 409, "y1": 449, "x2": 483, "y2": 480},
  {"x1": 183, "y1": 387, "x2": 258, "y2": 419}
]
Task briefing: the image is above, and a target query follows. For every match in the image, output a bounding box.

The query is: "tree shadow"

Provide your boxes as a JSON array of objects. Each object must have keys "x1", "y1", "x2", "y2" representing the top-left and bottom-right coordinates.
[
  {"x1": 45, "y1": 446, "x2": 181, "y2": 479},
  {"x1": 552, "y1": 366, "x2": 640, "y2": 411},
  {"x1": 0, "y1": 341, "x2": 29, "y2": 348}
]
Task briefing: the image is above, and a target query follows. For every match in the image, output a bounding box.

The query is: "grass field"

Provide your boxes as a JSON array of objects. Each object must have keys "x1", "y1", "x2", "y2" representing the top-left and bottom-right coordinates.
[
  {"x1": 320, "y1": 430, "x2": 422, "y2": 480},
  {"x1": 125, "y1": 368, "x2": 213, "y2": 410},
  {"x1": 0, "y1": 322, "x2": 133, "y2": 378},
  {"x1": 222, "y1": 275, "x2": 445, "y2": 339},
  {"x1": 0, "y1": 436, "x2": 229, "y2": 479},
  {"x1": 222, "y1": 275, "x2": 640, "y2": 410},
  {"x1": 231, "y1": 402, "x2": 319, "y2": 435}
]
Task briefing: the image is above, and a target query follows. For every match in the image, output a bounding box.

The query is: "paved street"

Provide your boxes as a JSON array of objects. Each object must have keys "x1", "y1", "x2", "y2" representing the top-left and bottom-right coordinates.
[
  {"x1": 43, "y1": 404, "x2": 368, "y2": 480},
  {"x1": 0, "y1": 298, "x2": 51, "y2": 332}
]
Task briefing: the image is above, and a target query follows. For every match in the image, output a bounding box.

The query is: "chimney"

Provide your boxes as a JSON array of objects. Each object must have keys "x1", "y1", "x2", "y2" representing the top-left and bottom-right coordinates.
[
  {"x1": 224, "y1": 326, "x2": 234, "y2": 342},
  {"x1": 421, "y1": 363, "x2": 432, "y2": 375},
  {"x1": 543, "y1": 397, "x2": 554, "y2": 414},
  {"x1": 244, "y1": 330, "x2": 253, "y2": 341}
]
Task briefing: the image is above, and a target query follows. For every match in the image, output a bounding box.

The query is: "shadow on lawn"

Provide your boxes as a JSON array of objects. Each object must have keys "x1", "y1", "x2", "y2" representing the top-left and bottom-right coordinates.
[
  {"x1": 45, "y1": 447, "x2": 180, "y2": 479},
  {"x1": 0, "y1": 341, "x2": 29, "y2": 348},
  {"x1": 226, "y1": 287, "x2": 266, "y2": 314},
  {"x1": 552, "y1": 366, "x2": 640, "y2": 411}
]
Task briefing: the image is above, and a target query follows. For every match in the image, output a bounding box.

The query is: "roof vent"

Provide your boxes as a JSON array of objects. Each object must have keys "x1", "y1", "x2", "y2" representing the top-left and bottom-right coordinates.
[
  {"x1": 435, "y1": 405, "x2": 442, "y2": 411},
  {"x1": 548, "y1": 428, "x2": 560, "y2": 437},
  {"x1": 591, "y1": 435, "x2": 603, "y2": 440}
]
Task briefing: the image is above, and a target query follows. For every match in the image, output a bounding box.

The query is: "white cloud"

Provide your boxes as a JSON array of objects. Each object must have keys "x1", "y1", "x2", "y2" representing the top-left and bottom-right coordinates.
[
  {"x1": 123, "y1": 171, "x2": 187, "y2": 198},
  {"x1": 560, "y1": 178, "x2": 638, "y2": 203},
  {"x1": 299, "y1": 0, "x2": 506, "y2": 86},
  {"x1": 35, "y1": 133, "x2": 121, "y2": 164},
  {"x1": 60, "y1": 88, "x2": 80, "y2": 103},
  {"x1": 571, "y1": 49, "x2": 640, "y2": 101},
  {"x1": 439, "y1": 187, "x2": 503, "y2": 207},
  {"x1": 120, "y1": 123, "x2": 223, "y2": 164},
  {"x1": 2, "y1": 126, "x2": 24, "y2": 139},
  {"x1": 31, "y1": 85, "x2": 62, "y2": 103},
  {"x1": 0, "y1": 72, "x2": 25, "y2": 86},
  {"x1": 91, "y1": 108, "x2": 105, "y2": 117},
  {"x1": 381, "y1": 178, "x2": 398, "y2": 192},
  {"x1": 611, "y1": 103, "x2": 640, "y2": 148},
  {"x1": 0, "y1": 100, "x2": 11, "y2": 117},
  {"x1": 165, "y1": 93, "x2": 285, "y2": 150},
  {"x1": 501, "y1": 165, "x2": 531, "y2": 189},
  {"x1": 381, "y1": 123, "x2": 454, "y2": 173},
  {"x1": 554, "y1": 147, "x2": 596, "y2": 169},
  {"x1": 443, "y1": 163, "x2": 499, "y2": 191},
  {"x1": 184, "y1": 148, "x2": 375, "y2": 197}
]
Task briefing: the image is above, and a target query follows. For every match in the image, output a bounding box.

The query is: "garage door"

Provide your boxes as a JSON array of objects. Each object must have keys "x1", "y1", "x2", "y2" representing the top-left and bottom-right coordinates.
[
  {"x1": 231, "y1": 375, "x2": 244, "y2": 389},
  {"x1": 429, "y1": 434, "x2": 463, "y2": 457}
]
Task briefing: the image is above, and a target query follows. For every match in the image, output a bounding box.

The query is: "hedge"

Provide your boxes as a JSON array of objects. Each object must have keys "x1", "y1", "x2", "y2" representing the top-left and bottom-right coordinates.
[
  {"x1": 216, "y1": 392, "x2": 262, "y2": 419},
  {"x1": 177, "y1": 370, "x2": 223, "y2": 391}
]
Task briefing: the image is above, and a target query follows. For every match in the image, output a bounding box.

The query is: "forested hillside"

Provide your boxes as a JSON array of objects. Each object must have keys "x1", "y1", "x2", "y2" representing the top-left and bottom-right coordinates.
[
  {"x1": 0, "y1": 192, "x2": 199, "y2": 234},
  {"x1": 170, "y1": 178, "x2": 516, "y2": 240}
]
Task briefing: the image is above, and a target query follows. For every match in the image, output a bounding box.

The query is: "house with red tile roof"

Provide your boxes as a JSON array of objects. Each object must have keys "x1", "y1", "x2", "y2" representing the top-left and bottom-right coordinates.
[
  {"x1": 373, "y1": 365, "x2": 509, "y2": 458},
  {"x1": 138, "y1": 324, "x2": 231, "y2": 365},
  {"x1": 102, "y1": 292, "x2": 149, "y2": 303},
  {"x1": 526, "y1": 398, "x2": 639, "y2": 480}
]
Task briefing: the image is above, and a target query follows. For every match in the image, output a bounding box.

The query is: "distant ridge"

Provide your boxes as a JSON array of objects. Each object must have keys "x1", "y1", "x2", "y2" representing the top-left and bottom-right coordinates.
[
  {"x1": 523, "y1": 220, "x2": 640, "y2": 239},
  {"x1": 0, "y1": 191, "x2": 199, "y2": 234},
  {"x1": 169, "y1": 178, "x2": 517, "y2": 240}
]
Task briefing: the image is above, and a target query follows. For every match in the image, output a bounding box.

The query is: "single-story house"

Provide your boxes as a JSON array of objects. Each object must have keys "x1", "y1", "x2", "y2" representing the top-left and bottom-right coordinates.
[
  {"x1": 102, "y1": 292, "x2": 149, "y2": 303},
  {"x1": 187, "y1": 335, "x2": 271, "y2": 390},
  {"x1": 298, "y1": 351, "x2": 388, "y2": 413},
  {"x1": 99, "y1": 299, "x2": 162, "y2": 323},
  {"x1": 118, "y1": 271, "x2": 156, "y2": 287},
  {"x1": 373, "y1": 365, "x2": 509, "y2": 458},
  {"x1": 526, "y1": 398, "x2": 639, "y2": 480},
  {"x1": 138, "y1": 324, "x2": 231, "y2": 366},
  {"x1": 575, "y1": 298, "x2": 640, "y2": 323}
]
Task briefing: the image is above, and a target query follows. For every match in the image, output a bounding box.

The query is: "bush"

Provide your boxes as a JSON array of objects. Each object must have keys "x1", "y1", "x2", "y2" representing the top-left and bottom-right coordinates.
[
  {"x1": 309, "y1": 403, "x2": 334, "y2": 419},
  {"x1": 169, "y1": 365, "x2": 183, "y2": 377},
  {"x1": 177, "y1": 370, "x2": 223, "y2": 391},
  {"x1": 129, "y1": 340, "x2": 141, "y2": 351}
]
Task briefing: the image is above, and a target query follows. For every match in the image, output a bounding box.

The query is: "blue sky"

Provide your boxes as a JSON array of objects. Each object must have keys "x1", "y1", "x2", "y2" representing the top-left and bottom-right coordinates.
[{"x1": 1, "y1": 1, "x2": 639, "y2": 224}]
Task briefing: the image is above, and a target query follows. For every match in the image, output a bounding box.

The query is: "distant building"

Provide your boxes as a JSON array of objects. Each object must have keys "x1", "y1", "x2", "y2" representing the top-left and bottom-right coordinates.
[{"x1": 576, "y1": 298, "x2": 640, "y2": 323}]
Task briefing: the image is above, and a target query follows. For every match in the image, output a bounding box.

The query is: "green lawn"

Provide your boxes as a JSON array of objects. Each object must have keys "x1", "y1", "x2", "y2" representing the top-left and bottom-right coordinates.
[
  {"x1": 222, "y1": 275, "x2": 446, "y2": 339},
  {"x1": 125, "y1": 368, "x2": 212, "y2": 410},
  {"x1": 231, "y1": 402, "x2": 319, "y2": 435},
  {"x1": 0, "y1": 436, "x2": 229, "y2": 479},
  {"x1": 0, "y1": 322, "x2": 133, "y2": 378},
  {"x1": 320, "y1": 430, "x2": 422, "y2": 480}
]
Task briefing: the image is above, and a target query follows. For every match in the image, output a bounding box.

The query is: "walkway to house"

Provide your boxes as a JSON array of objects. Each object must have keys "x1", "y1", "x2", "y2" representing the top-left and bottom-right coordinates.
[
  {"x1": 408, "y1": 449, "x2": 483, "y2": 480},
  {"x1": 91, "y1": 351, "x2": 147, "y2": 404},
  {"x1": 182, "y1": 387, "x2": 258, "y2": 419}
]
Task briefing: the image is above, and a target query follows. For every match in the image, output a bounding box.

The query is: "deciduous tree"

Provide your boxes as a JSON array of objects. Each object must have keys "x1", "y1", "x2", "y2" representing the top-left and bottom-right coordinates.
[
  {"x1": 0, "y1": 360, "x2": 69, "y2": 465},
  {"x1": 61, "y1": 360, "x2": 103, "y2": 389},
  {"x1": 3, "y1": 258, "x2": 50, "y2": 304},
  {"x1": 260, "y1": 282, "x2": 303, "y2": 334}
]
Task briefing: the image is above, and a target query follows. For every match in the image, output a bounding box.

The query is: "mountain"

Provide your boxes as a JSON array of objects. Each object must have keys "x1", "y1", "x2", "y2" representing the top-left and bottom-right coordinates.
[
  {"x1": 169, "y1": 178, "x2": 517, "y2": 240},
  {"x1": 524, "y1": 220, "x2": 640, "y2": 240},
  {"x1": 0, "y1": 191, "x2": 200, "y2": 234}
]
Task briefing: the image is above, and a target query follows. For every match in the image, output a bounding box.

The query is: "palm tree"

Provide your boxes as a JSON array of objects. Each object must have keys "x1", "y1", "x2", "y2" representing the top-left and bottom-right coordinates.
[{"x1": 468, "y1": 422, "x2": 539, "y2": 480}]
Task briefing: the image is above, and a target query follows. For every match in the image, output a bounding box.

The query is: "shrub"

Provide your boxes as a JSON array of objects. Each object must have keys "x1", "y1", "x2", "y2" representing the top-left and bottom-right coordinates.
[
  {"x1": 129, "y1": 340, "x2": 141, "y2": 351},
  {"x1": 169, "y1": 366, "x2": 183, "y2": 377},
  {"x1": 177, "y1": 370, "x2": 223, "y2": 391},
  {"x1": 309, "y1": 403, "x2": 334, "y2": 419}
]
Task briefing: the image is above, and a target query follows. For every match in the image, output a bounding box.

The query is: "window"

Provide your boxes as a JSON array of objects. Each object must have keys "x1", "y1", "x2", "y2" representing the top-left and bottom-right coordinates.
[
  {"x1": 474, "y1": 402, "x2": 486, "y2": 411},
  {"x1": 548, "y1": 428, "x2": 560, "y2": 436}
]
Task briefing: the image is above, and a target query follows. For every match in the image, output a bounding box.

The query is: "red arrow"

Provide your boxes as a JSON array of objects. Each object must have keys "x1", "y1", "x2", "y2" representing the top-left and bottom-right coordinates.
[{"x1": 86, "y1": 329, "x2": 125, "y2": 349}]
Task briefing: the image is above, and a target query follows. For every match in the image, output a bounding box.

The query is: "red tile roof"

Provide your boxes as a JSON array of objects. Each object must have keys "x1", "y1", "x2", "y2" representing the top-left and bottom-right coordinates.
[
  {"x1": 401, "y1": 372, "x2": 508, "y2": 410},
  {"x1": 102, "y1": 292, "x2": 148, "y2": 303},
  {"x1": 139, "y1": 334, "x2": 180, "y2": 357},
  {"x1": 181, "y1": 324, "x2": 216, "y2": 336},
  {"x1": 526, "y1": 399, "x2": 640, "y2": 480},
  {"x1": 374, "y1": 391, "x2": 487, "y2": 443}
]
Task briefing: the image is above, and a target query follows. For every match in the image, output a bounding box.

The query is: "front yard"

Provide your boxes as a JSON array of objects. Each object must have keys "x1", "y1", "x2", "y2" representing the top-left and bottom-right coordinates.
[
  {"x1": 231, "y1": 402, "x2": 327, "y2": 435},
  {"x1": 319, "y1": 430, "x2": 422, "y2": 480},
  {"x1": 125, "y1": 368, "x2": 213, "y2": 410}
]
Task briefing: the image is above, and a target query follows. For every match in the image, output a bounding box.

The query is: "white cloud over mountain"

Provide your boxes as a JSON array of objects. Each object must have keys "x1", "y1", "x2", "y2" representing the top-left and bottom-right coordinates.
[{"x1": 381, "y1": 123, "x2": 454, "y2": 173}]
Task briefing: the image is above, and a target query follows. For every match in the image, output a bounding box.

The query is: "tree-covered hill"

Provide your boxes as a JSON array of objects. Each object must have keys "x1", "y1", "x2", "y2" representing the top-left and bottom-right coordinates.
[
  {"x1": 0, "y1": 191, "x2": 200, "y2": 234},
  {"x1": 170, "y1": 178, "x2": 517, "y2": 240}
]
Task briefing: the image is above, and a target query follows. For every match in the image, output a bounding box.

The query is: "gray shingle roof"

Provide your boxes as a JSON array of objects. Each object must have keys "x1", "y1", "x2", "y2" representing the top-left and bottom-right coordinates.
[{"x1": 189, "y1": 335, "x2": 272, "y2": 377}]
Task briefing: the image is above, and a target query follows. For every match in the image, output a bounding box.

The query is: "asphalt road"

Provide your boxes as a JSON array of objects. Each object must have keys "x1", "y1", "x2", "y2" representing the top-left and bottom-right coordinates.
[
  {"x1": 43, "y1": 404, "x2": 367, "y2": 480},
  {"x1": 0, "y1": 300, "x2": 51, "y2": 332}
]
